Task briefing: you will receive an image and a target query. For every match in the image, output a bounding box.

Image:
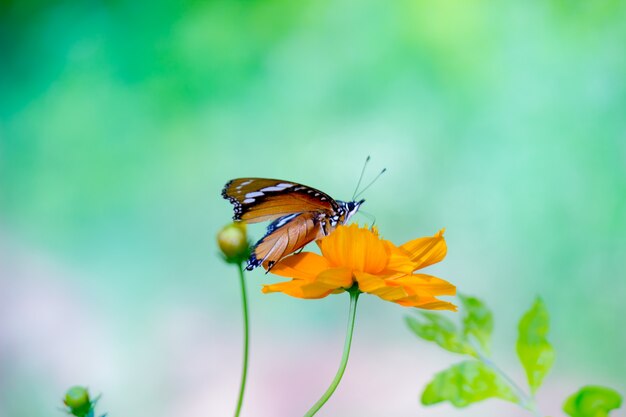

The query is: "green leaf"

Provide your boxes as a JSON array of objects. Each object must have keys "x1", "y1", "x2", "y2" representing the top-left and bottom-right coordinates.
[
  {"x1": 563, "y1": 386, "x2": 622, "y2": 417},
  {"x1": 516, "y1": 297, "x2": 555, "y2": 394},
  {"x1": 421, "y1": 360, "x2": 518, "y2": 407},
  {"x1": 459, "y1": 294, "x2": 493, "y2": 355},
  {"x1": 405, "y1": 313, "x2": 471, "y2": 355}
]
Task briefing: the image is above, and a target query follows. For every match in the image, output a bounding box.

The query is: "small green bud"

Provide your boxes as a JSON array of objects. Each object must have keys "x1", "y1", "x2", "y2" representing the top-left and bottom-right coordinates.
[
  {"x1": 217, "y1": 222, "x2": 249, "y2": 263},
  {"x1": 64, "y1": 386, "x2": 92, "y2": 417}
]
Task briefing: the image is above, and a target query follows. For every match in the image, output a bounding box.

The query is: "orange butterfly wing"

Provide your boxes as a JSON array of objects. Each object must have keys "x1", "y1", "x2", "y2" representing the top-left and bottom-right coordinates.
[
  {"x1": 249, "y1": 212, "x2": 325, "y2": 270},
  {"x1": 222, "y1": 178, "x2": 341, "y2": 270},
  {"x1": 222, "y1": 178, "x2": 338, "y2": 223}
]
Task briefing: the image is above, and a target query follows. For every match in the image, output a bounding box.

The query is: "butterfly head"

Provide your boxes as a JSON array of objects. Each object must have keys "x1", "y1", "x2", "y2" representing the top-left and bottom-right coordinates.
[{"x1": 337, "y1": 199, "x2": 365, "y2": 224}]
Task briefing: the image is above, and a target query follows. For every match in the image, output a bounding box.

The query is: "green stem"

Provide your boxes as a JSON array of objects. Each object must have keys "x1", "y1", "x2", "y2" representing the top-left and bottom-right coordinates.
[
  {"x1": 473, "y1": 347, "x2": 542, "y2": 417},
  {"x1": 234, "y1": 263, "x2": 249, "y2": 417},
  {"x1": 304, "y1": 288, "x2": 360, "y2": 417}
]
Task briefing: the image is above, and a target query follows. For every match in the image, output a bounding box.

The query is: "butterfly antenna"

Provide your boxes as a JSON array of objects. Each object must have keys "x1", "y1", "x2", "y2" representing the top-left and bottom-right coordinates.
[
  {"x1": 354, "y1": 168, "x2": 386, "y2": 199},
  {"x1": 352, "y1": 155, "x2": 371, "y2": 200}
]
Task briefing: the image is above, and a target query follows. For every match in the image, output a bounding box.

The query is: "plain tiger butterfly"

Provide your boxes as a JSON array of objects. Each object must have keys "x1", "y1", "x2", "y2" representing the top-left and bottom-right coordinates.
[{"x1": 222, "y1": 158, "x2": 383, "y2": 271}]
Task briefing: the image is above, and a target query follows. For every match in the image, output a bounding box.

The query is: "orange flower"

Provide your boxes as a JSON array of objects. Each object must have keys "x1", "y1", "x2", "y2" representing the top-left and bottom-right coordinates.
[{"x1": 263, "y1": 224, "x2": 456, "y2": 311}]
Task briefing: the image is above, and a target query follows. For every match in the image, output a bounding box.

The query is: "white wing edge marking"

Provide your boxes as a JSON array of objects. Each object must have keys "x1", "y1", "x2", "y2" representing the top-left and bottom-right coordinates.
[{"x1": 261, "y1": 184, "x2": 294, "y2": 192}]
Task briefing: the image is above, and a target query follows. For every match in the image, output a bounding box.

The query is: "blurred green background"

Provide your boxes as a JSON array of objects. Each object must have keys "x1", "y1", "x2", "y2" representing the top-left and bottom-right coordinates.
[{"x1": 1, "y1": 0, "x2": 625, "y2": 416}]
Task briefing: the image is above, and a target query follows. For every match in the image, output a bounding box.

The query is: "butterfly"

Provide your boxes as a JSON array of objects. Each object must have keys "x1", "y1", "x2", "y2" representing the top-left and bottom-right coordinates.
[{"x1": 222, "y1": 178, "x2": 365, "y2": 271}]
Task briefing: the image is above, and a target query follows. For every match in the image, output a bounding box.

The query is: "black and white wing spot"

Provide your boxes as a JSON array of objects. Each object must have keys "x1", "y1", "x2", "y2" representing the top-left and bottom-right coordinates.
[
  {"x1": 266, "y1": 213, "x2": 299, "y2": 233},
  {"x1": 259, "y1": 183, "x2": 294, "y2": 192},
  {"x1": 221, "y1": 180, "x2": 244, "y2": 220}
]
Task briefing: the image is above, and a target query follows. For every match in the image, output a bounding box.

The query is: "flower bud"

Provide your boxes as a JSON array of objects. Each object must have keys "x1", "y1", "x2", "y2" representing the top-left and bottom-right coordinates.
[
  {"x1": 64, "y1": 386, "x2": 92, "y2": 417},
  {"x1": 217, "y1": 222, "x2": 249, "y2": 264}
]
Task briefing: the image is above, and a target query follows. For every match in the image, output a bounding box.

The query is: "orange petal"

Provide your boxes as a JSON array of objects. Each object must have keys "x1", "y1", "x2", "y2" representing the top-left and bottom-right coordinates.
[
  {"x1": 401, "y1": 229, "x2": 447, "y2": 270},
  {"x1": 395, "y1": 295, "x2": 457, "y2": 311},
  {"x1": 353, "y1": 270, "x2": 387, "y2": 293},
  {"x1": 316, "y1": 224, "x2": 346, "y2": 267},
  {"x1": 354, "y1": 271, "x2": 408, "y2": 301},
  {"x1": 372, "y1": 285, "x2": 409, "y2": 301},
  {"x1": 393, "y1": 274, "x2": 456, "y2": 296},
  {"x1": 269, "y1": 252, "x2": 331, "y2": 281},
  {"x1": 318, "y1": 225, "x2": 388, "y2": 274},
  {"x1": 383, "y1": 241, "x2": 416, "y2": 274},
  {"x1": 316, "y1": 267, "x2": 354, "y2": 289},
  {"x1": 262, "y1": 280, "x2": 334, "y2": 299}
]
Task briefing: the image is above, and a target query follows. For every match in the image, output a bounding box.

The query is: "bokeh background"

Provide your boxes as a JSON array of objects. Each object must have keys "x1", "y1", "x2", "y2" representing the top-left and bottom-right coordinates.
[{"x1": 1, "y1": 0, "x2": 625, "y2": 416}]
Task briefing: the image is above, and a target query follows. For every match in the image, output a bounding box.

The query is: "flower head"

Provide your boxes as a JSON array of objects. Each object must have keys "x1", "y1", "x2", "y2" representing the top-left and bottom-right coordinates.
[
  {"x1": 63, "y1": 386, "x2": 92, "y2": 417},
  {"x1": 263, "y1": 224, "x2": 456, "y2": 310},
  {"x1": 217, "y1": 222, "x2": 250, "y2": 264}
]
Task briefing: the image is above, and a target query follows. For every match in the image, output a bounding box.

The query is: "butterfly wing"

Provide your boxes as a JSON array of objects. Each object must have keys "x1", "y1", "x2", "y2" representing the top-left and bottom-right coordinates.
[
  {"x1": 222, "y1": 178, "x2": 339, "y2": 223},
  {"x1": 246, "y1": 212, "x2": 325, "y2": 270},
  {"x1": 222, "y1": 178, "x2": 342, "y2": 270}
]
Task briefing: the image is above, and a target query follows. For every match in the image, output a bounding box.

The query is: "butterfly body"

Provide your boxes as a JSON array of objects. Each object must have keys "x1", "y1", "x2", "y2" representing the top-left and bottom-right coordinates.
[{"x1": 222, "y1": 178, "x2": 364, "y2": 270}]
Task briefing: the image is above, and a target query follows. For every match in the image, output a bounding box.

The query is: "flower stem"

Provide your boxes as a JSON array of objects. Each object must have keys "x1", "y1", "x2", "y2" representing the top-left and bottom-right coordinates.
[
  {"x1": 473, "y1": 347, "x2": 542, "y2": 417},
  {"x1": 234, "y1": 263, "x2": 249, "y2": 417},
  {"x1": 304, "y1": 288, "x2": 360, "y2": 417}
]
